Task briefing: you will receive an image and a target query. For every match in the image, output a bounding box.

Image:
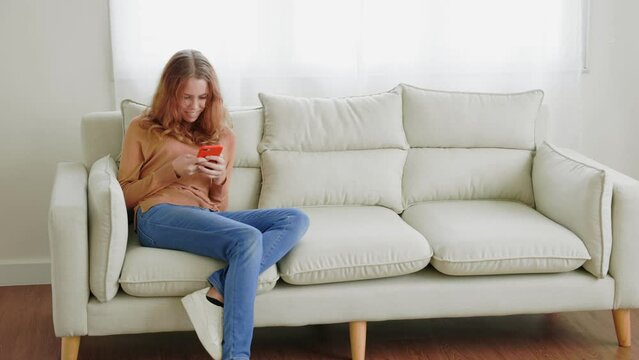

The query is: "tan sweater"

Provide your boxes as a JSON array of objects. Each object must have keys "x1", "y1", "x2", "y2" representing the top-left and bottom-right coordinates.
[{"x1": 118, "y1": 117, "x2": 236, "y2": 214}]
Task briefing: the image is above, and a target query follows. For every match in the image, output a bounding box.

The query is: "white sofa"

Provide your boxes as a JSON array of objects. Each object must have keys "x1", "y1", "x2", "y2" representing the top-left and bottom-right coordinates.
[{"x1": 49, "y1": 84, "x2": 639, "y2": 360}]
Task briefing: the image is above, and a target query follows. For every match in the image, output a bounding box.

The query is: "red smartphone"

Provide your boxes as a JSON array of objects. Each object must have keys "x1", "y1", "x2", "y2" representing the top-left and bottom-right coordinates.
[{"x1": 197, "y1": 145, "x2": 224, "y2": 159}]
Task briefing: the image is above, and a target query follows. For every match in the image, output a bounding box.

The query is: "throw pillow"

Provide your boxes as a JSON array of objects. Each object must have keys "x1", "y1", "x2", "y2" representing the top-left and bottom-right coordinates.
[
  {"x1": 88, "y1": 154, "x2": 129, "y2": 302},
  {"x1": 532, "y1": 141, "x2": 613, "y2": 278}
]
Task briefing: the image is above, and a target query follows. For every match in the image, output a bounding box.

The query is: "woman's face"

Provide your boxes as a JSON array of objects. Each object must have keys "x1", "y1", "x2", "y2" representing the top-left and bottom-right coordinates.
[{"x1": 179, "y1": 77, "x2": 209, "y2": 123}]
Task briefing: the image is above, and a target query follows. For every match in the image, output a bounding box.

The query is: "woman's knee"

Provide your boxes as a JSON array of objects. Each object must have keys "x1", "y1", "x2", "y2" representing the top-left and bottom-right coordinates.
[
  {"x1": 287, "y1": 208, "x2": 310, "y2": 232},
  {"x1": 232, "y1": 227, "x2": 263, "y2": 257}
]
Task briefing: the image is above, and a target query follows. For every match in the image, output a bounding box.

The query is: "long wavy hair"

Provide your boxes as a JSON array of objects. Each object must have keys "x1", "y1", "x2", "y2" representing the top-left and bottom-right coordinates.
[{"x1": 141, "y1": 49, "x2": 230, "y2": 145}]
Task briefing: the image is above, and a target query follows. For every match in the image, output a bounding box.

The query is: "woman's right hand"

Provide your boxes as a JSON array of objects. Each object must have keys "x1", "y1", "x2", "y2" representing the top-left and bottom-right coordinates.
[{"x1": 172, "y1": 154, "x2": 205, "y2": 178}]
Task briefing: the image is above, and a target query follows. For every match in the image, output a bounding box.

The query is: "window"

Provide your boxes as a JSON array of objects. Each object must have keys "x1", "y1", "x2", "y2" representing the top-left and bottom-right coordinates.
[{"x1": 110, "y1": 0, "x2": 585, "y2": 106}]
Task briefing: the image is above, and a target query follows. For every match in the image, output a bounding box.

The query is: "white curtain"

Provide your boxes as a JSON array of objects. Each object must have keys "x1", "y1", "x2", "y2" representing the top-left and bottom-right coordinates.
[{"x1": 110, "y1": 0, "x2": 586, "y2": 146}]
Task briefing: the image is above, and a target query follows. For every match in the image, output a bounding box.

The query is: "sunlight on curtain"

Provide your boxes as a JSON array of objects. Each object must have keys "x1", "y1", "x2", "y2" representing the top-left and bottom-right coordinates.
[{"x1": 110, "y1": 0, "x2": 586, "y2": 145}]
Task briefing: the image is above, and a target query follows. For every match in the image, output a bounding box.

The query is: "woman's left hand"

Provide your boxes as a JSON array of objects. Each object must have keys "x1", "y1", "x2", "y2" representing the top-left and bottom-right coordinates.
[{"x1": 198, "y1": 155, "x2": 227, "y2": 185}]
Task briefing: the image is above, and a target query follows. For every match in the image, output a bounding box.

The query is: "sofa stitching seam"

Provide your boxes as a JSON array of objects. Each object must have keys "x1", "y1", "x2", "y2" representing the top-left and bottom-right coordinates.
[
  {"x1": 281, "y1": 258, "x2": 430, "y2": 276},
  {"x1": 432, "y1": 255, "x2": 591, "y2": 263},
  {"x1": 118, "y1": 278, "x2": 275, "y2": 285}
]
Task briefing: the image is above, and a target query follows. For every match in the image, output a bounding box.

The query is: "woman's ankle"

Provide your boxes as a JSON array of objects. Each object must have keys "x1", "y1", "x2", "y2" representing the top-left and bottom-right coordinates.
[{"x1": 206, "y1": 287, "x2": 224, "y2": 304}]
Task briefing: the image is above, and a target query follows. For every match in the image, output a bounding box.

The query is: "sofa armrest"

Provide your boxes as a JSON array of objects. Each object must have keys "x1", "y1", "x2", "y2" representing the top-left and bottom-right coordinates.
[
  {"x1": 607, "y1": 170, "x2": 639, "y2": 308},
  {"x1": 48, "y1": 162, "x2": 89, "y2": 337},
  {"x1": 536, "y1": 145, "x2": 639, "y2": 308}
]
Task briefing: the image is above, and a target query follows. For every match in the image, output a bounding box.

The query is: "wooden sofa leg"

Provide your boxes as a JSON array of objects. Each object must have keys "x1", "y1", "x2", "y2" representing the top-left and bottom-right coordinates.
[
  {"x1": 613, "y1": 309, "x2": 631, "y2": 347},
  {"x1": 349, "y1": 321, "x2": 366, "y2": 360},
  {"x1": 61, "y1": 336, "x2": 81, "y2": 360}
]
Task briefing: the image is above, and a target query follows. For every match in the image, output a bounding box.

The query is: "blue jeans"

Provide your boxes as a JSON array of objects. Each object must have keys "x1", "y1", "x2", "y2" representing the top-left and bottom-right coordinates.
[{"x1": 136, "y1": 204, "x2": 310, "y2": 360}]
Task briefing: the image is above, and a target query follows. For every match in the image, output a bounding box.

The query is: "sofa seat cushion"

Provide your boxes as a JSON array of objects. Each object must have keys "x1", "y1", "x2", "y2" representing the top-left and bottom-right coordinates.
[
  {"x1": 401, "y1": 201, "x2": 590, "y2": 276},
  {"x1": 119, "y1": 228, "x2": 279, "y2": 297},
  {"x1": 277, "y1": 206, "x2": 432, "y2": 285}
]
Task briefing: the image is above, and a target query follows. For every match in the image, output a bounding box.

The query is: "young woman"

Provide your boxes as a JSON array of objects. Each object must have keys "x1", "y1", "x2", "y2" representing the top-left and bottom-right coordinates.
[{"x1": 118, "y1": 49, "x2": 309, "y2": 360}]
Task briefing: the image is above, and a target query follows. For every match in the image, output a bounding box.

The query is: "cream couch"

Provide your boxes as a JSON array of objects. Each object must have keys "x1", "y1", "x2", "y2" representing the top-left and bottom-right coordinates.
[{"x1": 49, "y1": 84, "x2": 639, "y2": 360}]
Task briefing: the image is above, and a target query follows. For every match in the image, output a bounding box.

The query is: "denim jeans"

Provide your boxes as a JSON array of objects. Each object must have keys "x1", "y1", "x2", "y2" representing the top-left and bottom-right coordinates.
[{"x1": 136, "y1": 204, "x2": 310, "y2": 360}]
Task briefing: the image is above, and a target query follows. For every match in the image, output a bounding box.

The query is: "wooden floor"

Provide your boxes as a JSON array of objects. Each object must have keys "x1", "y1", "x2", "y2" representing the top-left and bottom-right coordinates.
[{"x1": 0, "y1": 285, "x2": 637, "y2": 359}]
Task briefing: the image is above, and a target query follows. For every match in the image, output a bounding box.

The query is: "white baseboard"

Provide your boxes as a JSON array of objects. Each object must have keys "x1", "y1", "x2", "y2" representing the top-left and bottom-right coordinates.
[{"x1": 0, "y1": 261, "x2": 51, "y2": 286}]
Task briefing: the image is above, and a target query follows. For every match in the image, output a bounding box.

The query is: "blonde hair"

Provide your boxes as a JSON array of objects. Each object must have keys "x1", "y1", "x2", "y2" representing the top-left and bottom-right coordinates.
[{"x1": 141, "y1": 49, "x2": 230, "y2": 144}]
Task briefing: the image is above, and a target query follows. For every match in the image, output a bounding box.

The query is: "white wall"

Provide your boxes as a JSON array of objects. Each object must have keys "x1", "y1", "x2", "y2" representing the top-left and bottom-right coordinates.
[
  {"x1": 0, "y1": 1, "x2": 637, "y2": 285},
  {"x1": 581, "y1": 0, "x2": 639, "y2": 179},
  {"x1": 0, "y1": 0, "x2": 114, "y2": 284}
]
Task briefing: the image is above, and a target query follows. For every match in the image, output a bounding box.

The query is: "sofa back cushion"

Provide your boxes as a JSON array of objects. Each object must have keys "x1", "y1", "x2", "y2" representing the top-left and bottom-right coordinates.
[
  {"x1": 257, "y1": 92, "x2": 408, "y2": 212},
  {"x1": 258, "y1": 93, "x2": 407, "y2": 152},
  {"x1": 81, "y1": 111, "x2": 124, "y2": 168},
  {"x1": 404, "y1": 148, "x2": 534, "y2": 206},
  {"x1": 401, "y1": 83, "x2": 542, "y2": 149},
  {"x1": 400, "y1": 84, "x2": 543, "y2": 207},
  {"x1": 220, "y1": 108, "x2": 264, "y2": 210}
]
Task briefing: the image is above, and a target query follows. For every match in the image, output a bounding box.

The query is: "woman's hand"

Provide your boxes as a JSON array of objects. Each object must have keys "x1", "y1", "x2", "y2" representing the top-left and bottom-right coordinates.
[
  {"x1": 197, "y1": 155, "x2": 227, "y2": 185},
  {"x1": 171, "y1": 154, "x2": 205, "y2": 178}
]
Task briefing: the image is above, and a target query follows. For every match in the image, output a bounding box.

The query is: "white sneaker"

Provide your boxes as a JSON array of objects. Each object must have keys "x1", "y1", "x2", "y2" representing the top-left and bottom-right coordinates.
[{"x1": 181, "y1": 287, "x2": 223, "y2": 359}]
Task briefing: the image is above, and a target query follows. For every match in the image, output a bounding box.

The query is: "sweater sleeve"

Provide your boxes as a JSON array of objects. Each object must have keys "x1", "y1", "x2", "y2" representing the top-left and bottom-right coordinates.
[
  {"x1": 117, "y1": 119, "x2": 179, "y2": 209},
  {"x1": 209, "y1": 128, "x2": 236, "y2": 211}
]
